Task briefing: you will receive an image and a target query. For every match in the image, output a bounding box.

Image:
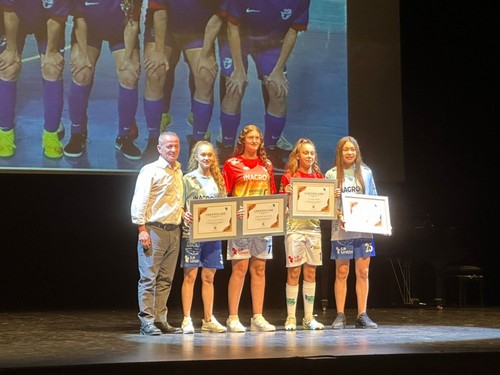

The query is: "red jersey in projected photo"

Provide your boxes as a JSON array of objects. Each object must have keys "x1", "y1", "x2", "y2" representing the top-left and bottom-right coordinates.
[{"x1": 223, "y1": 156, "x2": 276, "y2": 197}]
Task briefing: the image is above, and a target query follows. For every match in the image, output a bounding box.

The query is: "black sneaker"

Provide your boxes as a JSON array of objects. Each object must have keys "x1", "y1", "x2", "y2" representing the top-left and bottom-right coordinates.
[
  {"x1": 265, "y1": 145, "x2": 288, "y2": 172},
  {"x1": 63, "y1": 133, "x2": 87, "y2": 157},
  {"x1": 355, "y1": 312, "x2": 378, "y2": 329},
  {"x1": 115, "y1": 135, "x2": 142, "y2": 160},
  {"x1": 140, "y1": 322, "x2": 161, "y2": 336},
  {"x1": 216, "y1": 141, "x2": 234, "y2": 165},
  {"x1": 332, "y1": 312, "x2": 347, "y2": 330}
]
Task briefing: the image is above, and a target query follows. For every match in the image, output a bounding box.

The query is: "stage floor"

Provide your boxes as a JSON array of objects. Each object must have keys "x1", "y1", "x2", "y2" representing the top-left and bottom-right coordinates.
[{"x1": 1, "y1": 307, "x2": 500, "y2": 374}]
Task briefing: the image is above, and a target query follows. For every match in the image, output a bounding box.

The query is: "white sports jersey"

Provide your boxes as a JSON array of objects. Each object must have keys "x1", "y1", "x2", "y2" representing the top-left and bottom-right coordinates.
[
  {"x1": 182, "y1": 170, "x2": 223, "y2": 238},
  {"x1": 325, "y1": 166, "x2": 375, "y2": 241}
]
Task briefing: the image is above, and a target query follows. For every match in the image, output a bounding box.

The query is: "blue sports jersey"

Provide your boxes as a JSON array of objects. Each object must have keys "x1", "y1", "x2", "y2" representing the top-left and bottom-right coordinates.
[
  {"x1": 223, "y1": 0, "x2": 310, "y2": 48},
  {"x1": 0, "y1": 0, "x2": 71, "y2": 34},
  {"x1": 148, "y1": 0, "x2": 223, "y2": 36},
  {"x1": 77, "y1": 0, "x2": 141, "y2": 42}
]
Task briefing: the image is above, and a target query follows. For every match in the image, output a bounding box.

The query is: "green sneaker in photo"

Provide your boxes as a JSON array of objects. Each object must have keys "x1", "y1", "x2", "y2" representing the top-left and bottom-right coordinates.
[
  {"x1": 0, "y1": 128, "x2": 16, "y2": 158},
  {"x1": 42, "y1": 130, "x2": 63, "y2": 158}
]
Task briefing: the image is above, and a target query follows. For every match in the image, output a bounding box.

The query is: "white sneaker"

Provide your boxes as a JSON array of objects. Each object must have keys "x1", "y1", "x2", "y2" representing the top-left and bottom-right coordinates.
[
  {"x1": 181, "y1": 317, "x2": 195, "y2": 334},
  {"x1": 284, "y1": 316, "x2": 296, "y2": 331},
  {"x1": 250, "y1": 315, "x2": 276, "y2": 332},
  {"x1": 302, "y1": 317, "x2": 325, "y2": 330},
  {"x1": 226, "y1": 317, "x2": 246, "y2": 333},
  {"x1": 201, "y1": 316, "x2": 227, "y2": 333}
]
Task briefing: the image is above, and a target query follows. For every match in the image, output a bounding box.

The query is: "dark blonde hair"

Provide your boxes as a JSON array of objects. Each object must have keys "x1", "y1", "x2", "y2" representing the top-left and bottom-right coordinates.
[
  {"x1": 234, "y1": 124, "x2": 270, "y2": 165},
  {"x1": 334, "y1": 136, "x2": 366, "y2": 193},
  {"x1": 284, "y1": 138, "x2": 322, "y2": 176},
  {"x1": 187, "y1": 140, "x2": 226, "y2": 194}
]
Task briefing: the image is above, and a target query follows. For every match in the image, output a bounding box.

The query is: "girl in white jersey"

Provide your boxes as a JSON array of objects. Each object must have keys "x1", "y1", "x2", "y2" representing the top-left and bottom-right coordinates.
[{"x1": 325, "y1": 136, "x2": 378, "y2": 330}]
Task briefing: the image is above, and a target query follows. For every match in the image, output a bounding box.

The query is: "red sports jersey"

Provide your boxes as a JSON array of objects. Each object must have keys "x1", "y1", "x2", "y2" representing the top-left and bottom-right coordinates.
[{"x1": 222, "y1": 155, "x2": 276, "y2": 197}]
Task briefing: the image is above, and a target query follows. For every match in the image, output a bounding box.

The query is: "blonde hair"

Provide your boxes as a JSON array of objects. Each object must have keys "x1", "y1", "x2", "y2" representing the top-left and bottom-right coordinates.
[
  {"x1": 187, "y1": 140, "x2": 226, "y2": 194},
  {"x1": 284, "y1": 138, "x2": 322, "y2": 176},
  {"x1": 333, "y1": 136, "x2": 366, "y2": 193},
  {"x1": 234, "y1": 124, "x2": 270, "y2": 165}
]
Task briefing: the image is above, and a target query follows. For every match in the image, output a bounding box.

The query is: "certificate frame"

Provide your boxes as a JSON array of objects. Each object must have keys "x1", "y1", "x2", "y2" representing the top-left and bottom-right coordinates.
[
  {"x1": 289, "y1": 178, "x2": 337, "y2": 219},
  {"x1": 241, "y1": 195, "x2": 286, "y2": 237},
  {"x1": 341, "y1": 193, "x2": 392, "y2": 235},
  {"x1": 189, "y1": 197, "x2": 239, "y2": 241}
]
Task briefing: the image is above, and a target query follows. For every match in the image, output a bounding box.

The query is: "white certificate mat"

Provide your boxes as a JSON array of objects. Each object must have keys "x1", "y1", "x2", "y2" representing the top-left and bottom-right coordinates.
[
  {"x1": 241, "y1": 195, "x2": 286, "y2": 237},
  {"x1": 190, "y1": 197, "x2": 239, "y2": 241},
  {"x1": 289, "y1": 178, "x2": 337, "y2": 219},
  {"x1": 341, "y1": 193, "x2": 392, "y2": 235}
]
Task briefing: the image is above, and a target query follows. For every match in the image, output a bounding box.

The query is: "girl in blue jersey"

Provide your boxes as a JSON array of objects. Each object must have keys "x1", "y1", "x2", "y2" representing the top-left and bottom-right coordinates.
[{"x1": 180, "y1": 140, "x2": 227, "y2": 334}]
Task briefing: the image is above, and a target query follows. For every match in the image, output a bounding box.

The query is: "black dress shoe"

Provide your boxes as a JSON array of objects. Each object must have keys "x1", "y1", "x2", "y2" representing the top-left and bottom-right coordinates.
[
  {"x1": 155, "y1": 321, "x2": 182, "y2": 334},
  {"x1": 140, "y1": 323, "x2": 161, "y2": 336}
]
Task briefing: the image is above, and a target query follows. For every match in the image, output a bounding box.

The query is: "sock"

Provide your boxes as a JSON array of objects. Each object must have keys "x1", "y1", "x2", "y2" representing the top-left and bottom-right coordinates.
[
  {"x1": 228, "y1": 314, "x2": 239, "y2": 321},
  {"x1": 118, "y1": 85, "x2": 138, "y2": 137},
  {"x1": 220, "y1": 111, "x2": 240, "y2": 146},
  {"x1": 0, "y1": 79, "x2": 17, "y2": 131},
  {"x1": 252, "y1": 313, "x2": 263, "y2": 320},
  {"x1": 43, "y1": 79, "x2": 63, "y2": 133},
  {"x1": 192, "y1": 99, "x2": 213, "y2": 140},
  {"x1": 302, "y1": 281, "x2": 316, "y2": 321},
  {"x1": 144, "y1": 97, "x2": 163, "y2": 138},
  {"x1": 68, "y1": 81, "x2": 92, "y2": 134},
  {"x1": 263, "y1": 112, "x2": 286, "y2": 148},
  {"x1": 286, "y1": 283, "x2": 299, "y2": 318}
]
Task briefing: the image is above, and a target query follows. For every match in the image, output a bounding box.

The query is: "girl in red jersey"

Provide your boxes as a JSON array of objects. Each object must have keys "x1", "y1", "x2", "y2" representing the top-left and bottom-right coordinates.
[
  {"x1": 222, "y1": 124, "x2": 277, "y2": 332},
  {"x1": 279, "y1": 138, "x2": 325, "y2": 331}
]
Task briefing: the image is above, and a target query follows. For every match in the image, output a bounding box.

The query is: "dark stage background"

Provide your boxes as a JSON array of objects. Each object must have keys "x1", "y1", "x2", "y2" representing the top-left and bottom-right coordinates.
[{"x1": 0, "y1": 1, "x2": 495, "y2": 312}]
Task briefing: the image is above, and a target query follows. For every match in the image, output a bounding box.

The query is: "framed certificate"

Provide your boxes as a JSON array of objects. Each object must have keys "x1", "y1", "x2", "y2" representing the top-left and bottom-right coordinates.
[
  {"x1": 289, "y1": 178, "x2": 337, "y2": 219},
  {"x1": 341, "y1": 193, "x2": 392, "y2": 235},
  {"x1": 189, "y1": 197, "x2": 239, "y2": 241},
  {"x1": 241, "y1": 195, "x2": 286, "y2": 237}
]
